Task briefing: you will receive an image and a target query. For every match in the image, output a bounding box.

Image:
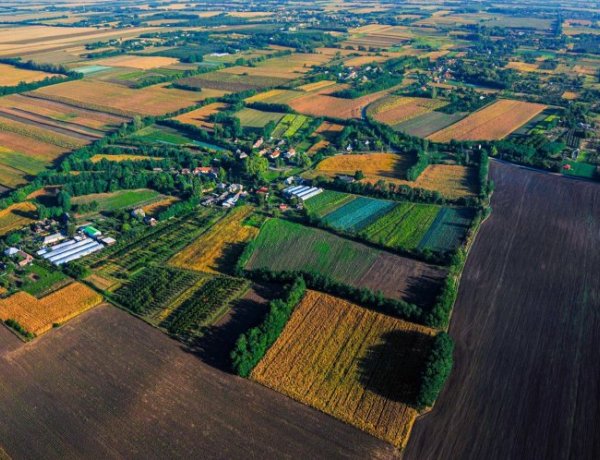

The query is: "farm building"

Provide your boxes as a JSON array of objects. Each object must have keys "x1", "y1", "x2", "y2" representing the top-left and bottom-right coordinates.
[
  {"x1": 283, "y1": 185, "x2": 323, "y2": 201},
  {"x1": 43, "y1": 233, "x2": 65, "y2": 246},
  {"x1": 82, "y1": 226, "x2": 102, "y2": 238},
  {"x1": 38, "y1": 238, "x2": 104, "y2": 266}
]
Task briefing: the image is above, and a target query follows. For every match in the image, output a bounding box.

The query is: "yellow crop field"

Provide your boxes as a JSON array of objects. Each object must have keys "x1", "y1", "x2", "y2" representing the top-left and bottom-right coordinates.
[
  {"x1": 90, "y1": 154, "x2": 157, "y2": 163},
  {"x1": 173, "y1": 102, "x2": 228, "y2": 129},
  {"x1": 0, "y1": 63, "x2": 58, "y2": 86},
  {"x1": 0, "y1": 282, "x2": 102, "y2": 336},
  {"x1": 313, "y1": 153, "x2": 413, "y2": 182},
  {"x1": 297, "y1": 80, "x2": 337, "y2": 92},
  {"x1": 34, "y1": 80, "x2": 206, "y2": 117},
  {"x1": 428, "y1": 99, "x2": 547, "y2": 142},
  {"x1": 410, "y1": 164, "x2": 477, "y2": 199},
  {"x1": 0, "y1": 202, "x2": 37, "y2": 236},
  {"x1": 141, "y1": 196, "x2": 180, "y2": 216},
  {"x1": 506, "y1": 61, "x2": 540, "y2": 72},
  {"x1": 93, "y1": 55, "x2": 179, "y2": 70},
  {"x1": 170, "y1": 206, "x2": 258, "y2": 274},
  {"x1": 368, "y1": 96, "x2": 447, "y2": 125},
  {"x1": 245, "y1": 89, "x2": 303, "y2": 104},
  {"x1": 252, "y1": 290, "x2": 435, "y2": 448},
  {"x1": 562, "y1": 91, "x2": 579, "y2": 100}
]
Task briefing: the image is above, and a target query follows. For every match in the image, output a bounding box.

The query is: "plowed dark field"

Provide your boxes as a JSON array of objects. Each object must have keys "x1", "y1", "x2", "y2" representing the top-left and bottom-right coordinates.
[
  {"x1": 0, "y1": 305, "x2": 395, "y2": 459},
  {"x1": 405, "y1": 161, "x2": 600, "y2": 459}
]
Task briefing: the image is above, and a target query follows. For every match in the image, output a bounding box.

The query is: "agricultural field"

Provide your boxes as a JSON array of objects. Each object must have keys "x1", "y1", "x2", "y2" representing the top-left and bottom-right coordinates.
[
  {"x1": 289, "y1": 90, "x2": 390, "y2": 119},
  {"x1": 170, "y1": 206, "x2": 258, "y2": 274},
  {"x1": 252, "y1": 290, "x2": 435, "y2": 448},
  {"x1": 0, "y1": 282, "x2": 102, "y2": 337},
  {"x1": 306, "y1": 191, "x2": 472, "y2": 253},
  {"x1": 236, "y1": 108, "x2": 284, "y2": 129},
  {"x1": 244, "y1": 218, "x2": 445, "y2": 305},
  {"x1": 33, "y1": 80, "x2": 207, "y2": 117},
  {"x1": 271, "y1": 114, "x2": 310, "y2": 138},
  {"x1": 130, "y1": 124, "x2": 193, "y2": 145},
  {"x1": 428, "y1": 100, "x2": 548, "y2": 142},
  {"x1": 312, "y1": 153, "x2": 413, "y2": 183},
  {"x1": 71, "y1": 189, "x2": 162, "y2": 213},
  {"x1": 394, "y1": 111, "x2": 467, "y2": 138},
  {"x1": 173, "y1": 102, "x2": 227, "y2": 129},
  {"x1": 406, "y1": 161, "x2": 600, "y2": 460},
  {"x1": 0, "y1": 202, "x2": 36, "y2": 236},
  {"x1": 177, "y1": 72, "x2": 288, "y2": 92},
  {"x1": 222, "y1": 53, "x2": 331, "y2": 79},
  {"x1": 19, "y1": 263, "x2": 68, "y2": 297},
  {"x1": 246, "y1": 90, "x2": 304, "y2": 105},
  {"x1": 0, "y1": 63, "x2": 59, "y2": 86},
  {"x1": 0, "y1": 306, "x2": 390, "y2": 458},
  {"x1": 92, "y1": 55, "x2": 180, "y2": 70},
  {"x1": 367, "y1": 96, "x2": 447, "y2": 128}
]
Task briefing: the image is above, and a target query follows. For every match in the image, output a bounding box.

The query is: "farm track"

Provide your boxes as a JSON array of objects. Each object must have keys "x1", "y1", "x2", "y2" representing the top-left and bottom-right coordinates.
[
  {"x1": 0, "y1": 305, "x2": 394, "y2": 459},
  {"x1": 0, "y1": 110, "x2": 98, "y2": 142},
  {"x1": 404, "y1": 161, "x2": 600, "y2": 460}
]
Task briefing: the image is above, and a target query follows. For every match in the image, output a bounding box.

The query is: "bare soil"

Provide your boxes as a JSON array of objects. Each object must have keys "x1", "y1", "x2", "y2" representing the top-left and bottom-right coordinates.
[
  {"x1": 404, "y1": 161, "x2": 600, "y2": 460},
  {"x1": 0, "y1": 304, "x2": 395, "y2": 459}
]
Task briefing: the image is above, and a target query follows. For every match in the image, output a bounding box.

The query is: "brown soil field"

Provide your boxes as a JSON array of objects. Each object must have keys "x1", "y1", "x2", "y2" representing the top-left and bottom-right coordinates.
[
  {"x1": 0, "y1": 63, "x2": 58, "y2": 86},
  {"x1": 0, "y1": 305, "x2": 394, "y2": 458},
  {"x1": 428, "y1": 99, "x2": 547, "y2": 142},
  {"x1": 289, "y1": 90, "x2": 390, "y2": 119},
  {"x1": 368, "y1": 96, "x2": 447, "y2": 126},
  {"x1": 0, "y1": 117, "x2": 84, "y2": 149},
  {"x1": 405, "y1": 161, "x2": 600, "y2": 460},
  {"x1": 33, "y1": 80, "x2": 205, "y2": 117},
  {"x1": 253, "y1": 290, "x2": 435, "y2": 448}
]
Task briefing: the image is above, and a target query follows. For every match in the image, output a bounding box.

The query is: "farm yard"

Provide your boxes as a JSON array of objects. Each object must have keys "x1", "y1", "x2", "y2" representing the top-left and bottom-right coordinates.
[
  {"x1": 243, "y1": 218, "x2": 445, "y2": 305},
  {"x1": 252, "y1": 290, "x2": 436, "y2": 448},
  {"x1": 428, "y1": 99, "x2": 548, "y2": 142},
  {"x1": 0, "y1": 282, "x2": 102, "y2": 337}
]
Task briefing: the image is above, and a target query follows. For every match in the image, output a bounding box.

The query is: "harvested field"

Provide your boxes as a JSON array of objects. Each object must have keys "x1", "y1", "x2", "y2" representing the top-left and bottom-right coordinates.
[
  {"x1": 289, "y1": 90, "x2": 389, "y2": 119},
  {"x1": 0, "y1": 282, "x2": 102, "y2": 336},
  {"x1": 0, "y1": 130, "x2": 67, "y2": 162},
  {"x1": 428, "y1": 100, "x2": 547, "y2": 142},
  {"x1": 245, "y1": 219, "x2": 445, "y2": 305},
  {"x1": 33, "y1": 80, "x2": 205, "y2": 117},
  {"x1": 173, "y1": 102, "x2": 227, "y2": 129},
  {"x1": 0, "y1": 305, "x2": 392, "y2": 458},
  {"x1": 409, "y1": 164, "x2": 478, "y2": 200},
  {"x1": 406, "y1": 161, "x2": 600, "y2": 460},
  {"x1": 0, "y1": 94, "x2": 129, "y2": 131},
  {"x1": 170, "y1": 206, "x2": 258, "y2": 274},
  {"x1": 367, "y1": 96, "x2": 447, "y2": 127},
  {"x1": 141, "y1": 196, "x2": 180, "y2": 216},
  {"x1": 0, "y1": 63, "x2": 58, "y2": 86},
  {"x1": 314, "y1": 153, "x2": 413, "y2": 182},
  {"x1": 253, "y1": 290, "x2": 435, "y2": 448},
  {"x1": 297, "y1": 80, "x2": 338, "y2": 92},
  {"x1": 0, "y1": 202, "x2": 36, "y2": 235},
  {"x1": 93, "y1": 55, "x2": 179, "y2": 70},
  {"x1": 0, "y1": 116, "x2": 85, "y2": 149}
]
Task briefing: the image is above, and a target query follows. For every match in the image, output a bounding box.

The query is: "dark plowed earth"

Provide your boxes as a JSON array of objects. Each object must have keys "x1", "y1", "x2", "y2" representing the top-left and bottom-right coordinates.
[
  {"x1": 404, "y1": 161, "x2": 600, "y2": 460},
  {"x1": 0, "y1": 305, "x2": 395, "y2": 459}
]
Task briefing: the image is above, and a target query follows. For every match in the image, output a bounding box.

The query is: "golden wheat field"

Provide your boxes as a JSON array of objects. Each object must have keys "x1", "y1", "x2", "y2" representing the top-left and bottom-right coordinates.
[
  {"x1": 368, "y1": 96, "x2": 447, "y2": 126},
  {"x1": 93, "y1": 55, "x2": 179, "y2": 70},
  {"x1": 0, "y1": 202, "x2": 37, "y2": 235},
  {"x1": 0, "y1": 282, "x2": 102, "y2": 336},
  {"x1": 428, "y1": 99, "x2": 547, "y2": 142},
  {"x1": 170, "y1": 206, "x2": 258, "y2": 274},
  {"x1": 252, "y1": 290, "x2": 435, "y2": 448},
  {"x1": 313, "y1": 153, "x2": 413, "y2": 182},
  {"x1": 0, "y1": 63, "x2": 58, "y2": 86},
  {"x1": 173, "y1": 102, "x2": 228, "y2": 129}
]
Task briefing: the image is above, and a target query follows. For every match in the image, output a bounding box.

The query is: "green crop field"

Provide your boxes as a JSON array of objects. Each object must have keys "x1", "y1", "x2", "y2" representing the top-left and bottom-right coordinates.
[
  {"x1": 304, "y1": 190, "x2": 355, "y2": 217},
  {"x1": 132, "y1": 125, "x2": 193, "y2": 145},
  {"x1": 361, "y1": 202, "x2": 441, "y2": 250},
  {"x1": 271, "y1": 114, "x2": 310, "y2": 138},
  {"x1": 245, "y1": 218, "x2": 379, "y2": 284},
  {"x1": 418, "y1": 207, "x2": 474, "y2": 253},
  {"x1": 20, "y1": 263, "x2": 68, "y2": 297},
  {"x1": 236, "y1": 108, "x2": 285, "y2": 129},
  {"x1": 72, "y1": 189, "x2": 161, "y2": 213}
]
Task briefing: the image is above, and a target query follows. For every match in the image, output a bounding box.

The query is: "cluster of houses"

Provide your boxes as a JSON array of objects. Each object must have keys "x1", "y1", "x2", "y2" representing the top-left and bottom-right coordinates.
[
  {"x1": 253, "y1": 137, "x2": 297, "y2": 161},
  {"x1": 201, "y1": 183, "x2": 246, "y2": 208}
]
